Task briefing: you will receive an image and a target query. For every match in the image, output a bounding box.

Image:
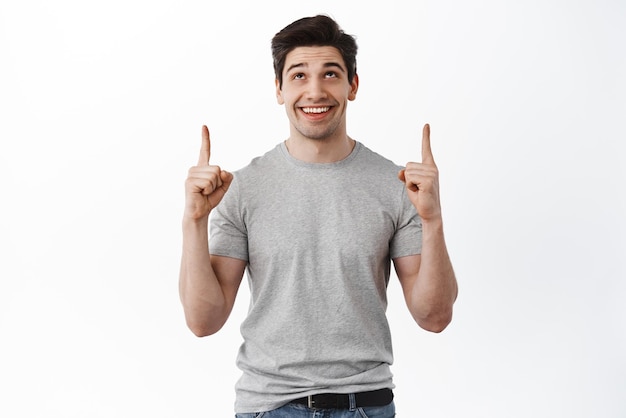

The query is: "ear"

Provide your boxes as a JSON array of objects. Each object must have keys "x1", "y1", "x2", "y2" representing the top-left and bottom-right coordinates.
[
  {"x1": 348, "y1": 73, "x2": 359, "y2": 101},
  {"x1": 275, "y1": 79, "x2": 284, "y2": 105}
]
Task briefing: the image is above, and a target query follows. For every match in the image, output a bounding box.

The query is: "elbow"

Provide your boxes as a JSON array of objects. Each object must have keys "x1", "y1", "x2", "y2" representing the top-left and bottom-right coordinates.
[
  {"x1": 415, "y1": 308, "x2": 453, "y2": 333},
  {"x1": 418, "y1": 317, "x2": 451, "y2": 333},
  {"x1": 181, "y1": 298, "x2": 229, "y2": 337},
  {"x1": 412, "y1": 285, "x2": 458, "y2": 333},
  {"x1": 185, "y1": 317, "x2": 224, "y2": 338},
  {"x1": 189, "y1": 326, "x2": 214, "y2": 338}
]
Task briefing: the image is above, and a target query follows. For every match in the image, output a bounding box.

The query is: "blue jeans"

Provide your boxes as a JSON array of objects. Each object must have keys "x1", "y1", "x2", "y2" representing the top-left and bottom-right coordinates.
[{"x1": 235, "y1": 400, "x2": 395, "y2": 417}]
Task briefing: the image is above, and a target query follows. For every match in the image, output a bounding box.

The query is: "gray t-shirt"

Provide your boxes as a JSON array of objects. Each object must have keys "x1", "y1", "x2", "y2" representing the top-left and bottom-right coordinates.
[{"x1": 210, "y1": 141, "x2": 422, "y2": 413}]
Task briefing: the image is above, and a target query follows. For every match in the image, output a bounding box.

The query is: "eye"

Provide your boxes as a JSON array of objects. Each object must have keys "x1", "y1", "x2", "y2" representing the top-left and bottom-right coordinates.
[
  {"x1": 325, "y1": 71, "x2": 338, "y2": 78},
  {"x1": 293, "y1": 73, "x2": 305, "y2": 80}
]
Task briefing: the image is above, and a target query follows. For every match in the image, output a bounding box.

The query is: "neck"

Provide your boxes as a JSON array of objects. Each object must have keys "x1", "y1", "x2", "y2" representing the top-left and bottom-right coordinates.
[{"x1": 285, "y1": 134, "x2": 355, "y2": 164}]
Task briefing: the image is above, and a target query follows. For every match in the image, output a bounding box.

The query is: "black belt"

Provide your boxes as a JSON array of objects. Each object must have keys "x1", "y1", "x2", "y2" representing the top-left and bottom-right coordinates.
[{"x1": 291, "y1": 388, "x2": 393, "y2": 409}]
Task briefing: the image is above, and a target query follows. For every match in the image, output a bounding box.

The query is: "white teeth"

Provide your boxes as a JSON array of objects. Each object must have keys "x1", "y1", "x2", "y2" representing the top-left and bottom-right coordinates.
[{"x1": 302, "y1": 107, "x2": 330, "y2": 114}]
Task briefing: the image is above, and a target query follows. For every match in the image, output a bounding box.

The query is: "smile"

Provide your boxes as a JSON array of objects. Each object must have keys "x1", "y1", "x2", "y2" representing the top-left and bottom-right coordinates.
[{"x1": 301, "y1": 107, "x2": 330, "y2": 114}]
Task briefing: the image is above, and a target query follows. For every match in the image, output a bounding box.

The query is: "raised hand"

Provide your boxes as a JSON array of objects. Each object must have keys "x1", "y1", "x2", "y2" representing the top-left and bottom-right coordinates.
[
  {"x1": 184, "y1": 125, "x2": 233, "y2": 220},
  {"x1": 398, "y1": 124, "x2": 441, "y2": 221}
]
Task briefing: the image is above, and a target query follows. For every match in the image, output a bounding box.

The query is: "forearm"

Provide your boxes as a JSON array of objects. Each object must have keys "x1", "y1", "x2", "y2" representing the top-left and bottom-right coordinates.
[
  {"x1": 179, "y1": 216, "x2": 228, "y2": 336},
  {"x1": 411, "y1": 217, "x2": 457, "y2": 331}
]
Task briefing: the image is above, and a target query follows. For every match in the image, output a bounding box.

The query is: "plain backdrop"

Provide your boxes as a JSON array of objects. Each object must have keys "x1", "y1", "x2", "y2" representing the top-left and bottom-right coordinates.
[{"x1": 1, "y1": 1, "x2": 625, "y2": 417}]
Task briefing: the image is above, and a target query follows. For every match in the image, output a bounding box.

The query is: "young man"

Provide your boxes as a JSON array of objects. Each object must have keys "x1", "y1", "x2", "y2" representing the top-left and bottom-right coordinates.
[{"x1": 180, "y1": 15, "x2": 458, "y2": 417}]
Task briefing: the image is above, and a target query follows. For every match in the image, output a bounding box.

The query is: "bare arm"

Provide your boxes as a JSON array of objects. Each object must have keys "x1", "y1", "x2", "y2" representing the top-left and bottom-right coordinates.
[
  {"x1": 178, "y1": 125, "x2": 245, "y2": 337},
  {"x1": 394, "y1": 219, "x2": 457, "y2": 332},
  {"x1": 396, "y1": 124, "x2": 458, "y2": 332},
  {"x1": 179, "y1": 217, "x2": 246, "y2": 337}
]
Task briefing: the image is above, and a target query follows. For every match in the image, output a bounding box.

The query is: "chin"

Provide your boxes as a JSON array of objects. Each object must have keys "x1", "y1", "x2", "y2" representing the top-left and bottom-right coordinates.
[{"x1": 296, "y1": 125, "x2": 339, "y2": 141}]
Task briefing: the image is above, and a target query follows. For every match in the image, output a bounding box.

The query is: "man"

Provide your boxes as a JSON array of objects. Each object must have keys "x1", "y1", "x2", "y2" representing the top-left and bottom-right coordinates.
[{"x1": 180, "y1": 15, "x2": 458, "y2": 417}]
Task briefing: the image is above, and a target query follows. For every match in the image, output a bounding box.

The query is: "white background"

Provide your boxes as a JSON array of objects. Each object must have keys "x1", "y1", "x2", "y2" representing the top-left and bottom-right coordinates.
[{"x1": 1, "y1": 1, "x2": 625, "y2": 417}]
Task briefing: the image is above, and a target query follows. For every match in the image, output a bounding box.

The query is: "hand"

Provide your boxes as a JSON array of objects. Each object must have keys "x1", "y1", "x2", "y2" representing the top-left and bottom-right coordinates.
[
  {"x1": 398, "y1": 124, "x2": 441, "y2": 221},
  {"x1": 184, "y1": 125, "x2": 233, "y2": 220}
]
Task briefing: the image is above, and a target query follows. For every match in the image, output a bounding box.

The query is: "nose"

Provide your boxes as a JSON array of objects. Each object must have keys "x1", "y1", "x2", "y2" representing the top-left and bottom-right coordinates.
[{"x1": 305, "y1": 79, "x2": 328, "y2": 101}]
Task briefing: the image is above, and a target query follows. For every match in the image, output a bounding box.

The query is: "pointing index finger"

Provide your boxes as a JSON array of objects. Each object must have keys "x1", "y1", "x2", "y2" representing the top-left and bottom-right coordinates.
[
  {"x1": 421, "y1": 123, "x2": 435, "y2": 165},
  {"x1": 198, "y1": 125, "x2": 211, "y2": 166}
]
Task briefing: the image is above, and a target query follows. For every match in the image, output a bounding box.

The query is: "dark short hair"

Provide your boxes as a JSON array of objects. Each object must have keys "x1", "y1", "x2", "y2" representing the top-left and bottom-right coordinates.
[{"x1": 271, "y1": 15, "x2": 358, "y2": 89}]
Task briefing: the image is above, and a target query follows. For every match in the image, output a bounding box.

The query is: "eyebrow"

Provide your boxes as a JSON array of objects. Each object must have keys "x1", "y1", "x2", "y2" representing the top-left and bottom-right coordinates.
[{"x1": 285, "y1": 62, "x2": 346, "y2": 74}]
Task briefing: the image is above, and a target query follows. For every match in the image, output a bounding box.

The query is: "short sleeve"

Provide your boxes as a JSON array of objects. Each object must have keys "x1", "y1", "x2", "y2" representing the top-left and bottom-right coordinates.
[
  {"x1": 389, "y1": 188, "x2": 422, "y2": 259},
  {"x1": 209, "y1": 175, "x2": 249, "y2": 261}
]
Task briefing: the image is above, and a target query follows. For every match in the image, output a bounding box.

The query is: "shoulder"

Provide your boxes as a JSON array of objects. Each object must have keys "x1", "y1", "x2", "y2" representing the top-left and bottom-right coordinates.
[
  {"x1": 233, "y1": 143, "x2": 284, "y2": 181},
  {"x1": 354, "y1": 142, "x2": 404, "y2": 175},
  {"x1": 346, "y1": 143, "x2": 408, "y2": 203}
]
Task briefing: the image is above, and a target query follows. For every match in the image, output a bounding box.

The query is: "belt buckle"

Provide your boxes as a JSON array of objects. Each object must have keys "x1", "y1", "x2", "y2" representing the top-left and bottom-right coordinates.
[{"x1": 307, "y1": 395, "x2": 315, "y2": 408}]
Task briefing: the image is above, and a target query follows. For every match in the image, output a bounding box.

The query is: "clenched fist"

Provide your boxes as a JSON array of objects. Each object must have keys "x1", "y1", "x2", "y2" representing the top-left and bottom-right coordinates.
[{"x1": 184, "y1": 125, "x2": 233, "y2": 220}]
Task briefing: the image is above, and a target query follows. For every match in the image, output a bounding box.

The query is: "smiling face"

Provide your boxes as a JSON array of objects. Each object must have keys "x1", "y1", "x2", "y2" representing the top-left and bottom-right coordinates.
[{"x1": 276, "y1": 46, "x2": 359, "y2": 142}]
